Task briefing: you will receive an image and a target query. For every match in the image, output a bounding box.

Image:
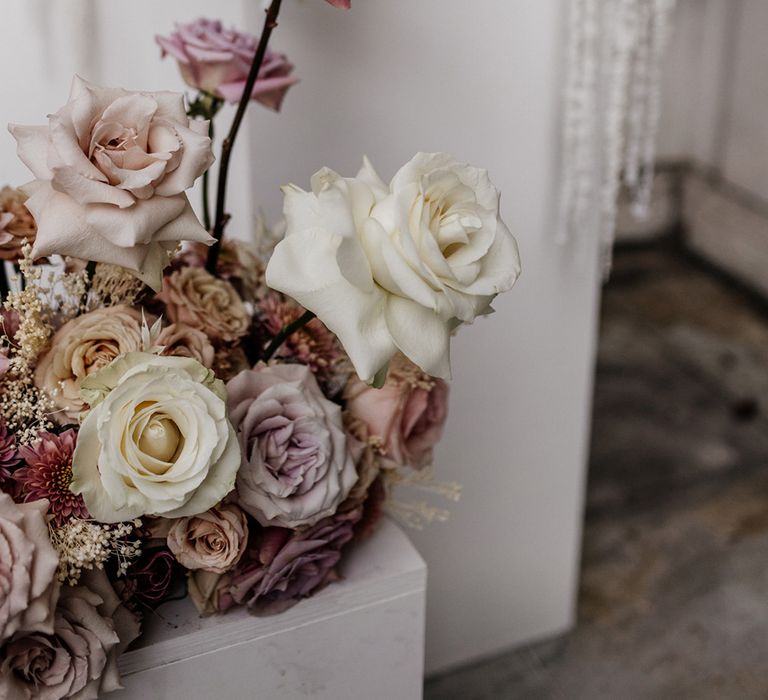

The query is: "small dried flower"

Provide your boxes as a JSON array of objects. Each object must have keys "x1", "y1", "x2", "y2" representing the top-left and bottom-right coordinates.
[
  {"x1": 0, "y1": 186, "x2": 37, "y2": 262},
  {"x1": 257, "y1": 293, "x2": 342, "y2": 385},
  {"x1": 15, "y1": 429, "x2": 88, "y2": 526}
]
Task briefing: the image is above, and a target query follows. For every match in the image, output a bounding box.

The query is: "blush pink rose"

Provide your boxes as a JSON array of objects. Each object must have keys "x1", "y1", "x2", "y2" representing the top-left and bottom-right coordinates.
[
  {"x1": 156, "y1": 18, "x2": 298, "y2": 110},
  {"x1": 325, "y1": 0, "x2": 352, "y2": 7},
  {"x1": 344, "y1": 355, "x2": 449, "y2": 469},
  {"x1": 8, "y1": 76, "x2": 214, "y2": 291},
  {"x1": 0, "y1": 495, "x2": 59, "y2": 646}
]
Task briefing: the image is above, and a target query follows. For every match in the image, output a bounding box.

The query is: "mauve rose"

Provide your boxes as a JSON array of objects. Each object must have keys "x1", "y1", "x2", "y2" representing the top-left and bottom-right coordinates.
[
  {"x1": 0, "y1": 569, "x2": 140, "y2": 700},
  {"x1": 0, "y1": 495, "x2": 59, "y2": 646},
  {"x1": 325, "y1": 0, "x2": 351, "y2": 7},
  {"x1": 9, "y1": 76, "x2": 214, "y2": 291},
  {"x1": 227, "y1": 363, "x2": 359, "y2": 528},
  {"x1": 344, "y1": 354, "x2": 449, "y2": 469},
  {"x1": 156, "y1": 18, "x2": 298, "y2": 110},
  {"x1": 230, "y1": 507, "x2": 361, "y2": 615},
  {"x1": 167, "y1": 504, "x2": 248, "y2": 574}
]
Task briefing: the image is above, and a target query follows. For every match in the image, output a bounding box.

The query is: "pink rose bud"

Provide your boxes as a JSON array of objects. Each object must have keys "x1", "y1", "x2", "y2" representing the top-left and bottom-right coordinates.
[{"x1": 156, "y1": 18, "x2": 298, "y2": 110}]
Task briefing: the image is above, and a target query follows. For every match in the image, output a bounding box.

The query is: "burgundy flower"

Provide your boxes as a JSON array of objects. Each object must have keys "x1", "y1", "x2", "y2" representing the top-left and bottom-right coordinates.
[
  {"x1": 15, "y1": 430, "x2": 87, "y2": 526},
  {"x1": 119, "y1": 549, "x2": 178, "y2": 611},
  {"x1": 230, "y1": 507, "x2": 361, "y2": 615},
  {"x1": 0, "y1": 419, "x2": 20, "y2": 492}
]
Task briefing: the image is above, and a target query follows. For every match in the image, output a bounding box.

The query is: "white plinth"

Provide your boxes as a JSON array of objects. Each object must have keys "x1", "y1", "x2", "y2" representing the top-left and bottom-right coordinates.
[{"x1": 113, "y1": 518, "x2": 426, "y2": 700}]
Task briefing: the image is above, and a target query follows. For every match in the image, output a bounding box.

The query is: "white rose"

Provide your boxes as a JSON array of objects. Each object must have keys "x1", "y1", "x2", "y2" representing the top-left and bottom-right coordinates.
[
  {"x1": 70, "y1": 353, "x2": 240, "y2": 523},
  {"x1": 265, "y1": 153, "x2": 520, "y2": 382},
  {"x1": 8, "y1": 76, "x2": 215, "y2": 291}
]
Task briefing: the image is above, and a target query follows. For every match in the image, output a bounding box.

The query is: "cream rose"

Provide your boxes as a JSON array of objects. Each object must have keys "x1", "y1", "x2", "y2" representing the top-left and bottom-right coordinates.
[
  {"x1": 71, "y1": 352, "x2": 240, "y2": 523},
  {"x1": 9, "y1": 76, "x2": 215, "y2": 290},
  {"x1": 167, "y1": 503, "x2": 247, "y2": 573},
  {"x1": 266, "y1": 153, "x2": 521, "y2": 382},
  {"x1": 35, "y1": 306, "x2": 143, "y2": 422},
  {"x1": 159, "y1": 267, "x2": 250, "y2": 343}
]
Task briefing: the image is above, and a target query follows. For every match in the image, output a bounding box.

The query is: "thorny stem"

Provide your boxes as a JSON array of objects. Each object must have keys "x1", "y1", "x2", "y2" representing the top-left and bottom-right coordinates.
[{"x1": 206, "y1": 0, "x2": 283, "y2": 274}]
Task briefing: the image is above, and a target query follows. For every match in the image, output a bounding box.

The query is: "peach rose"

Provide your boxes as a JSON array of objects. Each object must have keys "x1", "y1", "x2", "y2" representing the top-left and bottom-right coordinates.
[
  {"x1": 157, "y1": 322, "x2": 215, "y2": 368},
  {"x1": 35, "y1": 306, "x2": 142, "y2": 422},
  {"x1": 9, "y1": 76, "x2": 215, "y2": 290},
  {"x1": 0, "y1": 495, "x2": 59, "y2": 645},
  {"x1": 344, "y1": 354, "x2": 449, "y2": 469},
  {"x1": 0, "y1": 187, "x2": 36, "y2": 262},
  {"x1": 158, "y1": 267, "x2": 250, "y2": 343},
  {"x1": 167, "y1": 504, "x2": 248, "y2": 574}
]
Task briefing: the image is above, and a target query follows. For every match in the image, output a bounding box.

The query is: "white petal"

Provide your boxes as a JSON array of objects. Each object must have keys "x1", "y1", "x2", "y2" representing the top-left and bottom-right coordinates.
[{"x1": 385, "y1": 295, "x2": 451, "y2": 379}]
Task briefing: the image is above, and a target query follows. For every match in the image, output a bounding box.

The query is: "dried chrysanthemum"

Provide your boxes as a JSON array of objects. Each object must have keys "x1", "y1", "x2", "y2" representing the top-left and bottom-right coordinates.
[
  {"x1": 257, "y1": 292, "x2": 343, "y2": 385},
  {"x1": 16, "y1": 429, "x2": 88, "y2": 525},
  {"x1": 0, "y1": 186, "x2": 37, "y2": 262},
  {"x1": 48, "y1": 518, "x2": 142, "y2": 586},
  {"x1": 0, "y1": 417, "x2": 21, "y2": 489}
]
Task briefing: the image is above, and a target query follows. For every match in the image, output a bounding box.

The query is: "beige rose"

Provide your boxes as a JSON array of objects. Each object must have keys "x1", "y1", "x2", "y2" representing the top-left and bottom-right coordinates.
[
  {"x1": 188, "y1": 570, "x2": 234, "y2": 616},
  {"x1": 157, "y1": 322, "x2": 216, "y2": 368},
  {"x1": 35, "y1": 306, "x2": 142, "y2": 422},
  {"x1": 0, "y1": 187, "x2": 37, "y2": 262},
  {"x1": 9, "y1": 76, "x2": 215, "y2": 290},
  {"x1": 167, "y1": 503, "x2": 248, "y2": 574},
  {"x1": 0, "y1": 568, "x2": 140, "y2": 700},
  {"x1": 159, "y1": 267, "x2": 250, "y2": 343},
  {"x1": 0, "y1": 495, "x2": 59, "y2": 645},
  {"x1": 339, "y1": 413, "x2": 381, "y2": 512}
]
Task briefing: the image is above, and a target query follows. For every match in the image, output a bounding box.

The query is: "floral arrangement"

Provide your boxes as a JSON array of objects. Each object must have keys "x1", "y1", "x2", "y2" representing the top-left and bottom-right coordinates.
[{"x1": 0, "y1": 1, "x2": 520, "y2": 697}]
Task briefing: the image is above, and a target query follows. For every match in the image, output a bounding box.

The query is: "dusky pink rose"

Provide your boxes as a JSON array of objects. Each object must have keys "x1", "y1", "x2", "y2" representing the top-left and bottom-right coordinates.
[
  {"x1": 158, "y1": 267, "x2": 250, "y2": 343},
  {"x1": 325, "y1": 0, "x2": 352, "y2": 8},
  {"x1": 230, "y1": 507, "x2": 361, "y2": 615},
  {"x1": 8, "y1": 76, "x2": 214, "y2": 291},
  {"x1": 35, "y1": 306, "x2": 143, "y2": 422},
  {"x1": 227, "y1": 364, "x2": 359, "y2": 528},
  {"x1": 167, "y1": 504, "x2": 248, "y2": 574},
  {"x1": 0, "y1": 569, "x2": 140, "y2": 700},
  {"x1": 0, "y1": 495, "x2": 59, "y2": 646},
  {"x1": 156, "y1": 18, "x2": 298, "y2": 110},
  {"x1": 344, "y1": 354, "x2": 449, "y2": 469},
  {"x1": 157, "y1": 322, "x2": 216, "y2": 368}
]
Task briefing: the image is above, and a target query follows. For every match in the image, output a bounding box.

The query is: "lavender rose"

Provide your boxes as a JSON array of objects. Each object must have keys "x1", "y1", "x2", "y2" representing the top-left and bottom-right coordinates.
[
  {"x1": 167, "y1": 504, "x2": 248, "y2": 574},
  {"x1": 156, "y1": 18, "x2": 298, "y2": 110},
  {"x1": 0, "y1": 495, "x2": 59, "y2": 646},
  {"x1": 344, "y1": 354, "x2": 449, "y2": 469},
  {"x1": 9, "y1": 76, "x2": 214, "y2": 291},
  {"x1": 230, "y1": 507, "x2": 361, "y2": 615},
  {"x1": 227, "y1": 364, "x2": 359, "y2": 528},
  {"x1": 0, "y1": 569, "x2": 140, "y2": 700}
]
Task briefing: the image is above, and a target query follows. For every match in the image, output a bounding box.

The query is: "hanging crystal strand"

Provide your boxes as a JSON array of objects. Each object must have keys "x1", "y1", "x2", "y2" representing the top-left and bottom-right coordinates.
[
  {"x1": 623, "y1": 0, "x2": 653, "y2": 193},
  {"x1": 633, "y1": 0, "x2": 677, "y2": 216},
  {"x1": 598, "y1": 0, "x2": 637, "y2": 275},
  {"x1": 557, "y1": 0, "x2": 600, "y2": 243}
]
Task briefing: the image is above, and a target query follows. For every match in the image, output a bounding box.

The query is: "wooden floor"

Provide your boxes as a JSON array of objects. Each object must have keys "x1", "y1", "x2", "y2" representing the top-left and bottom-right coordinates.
[{"x1": 426, "y1": 244, "x2": 768, "y2": 699}]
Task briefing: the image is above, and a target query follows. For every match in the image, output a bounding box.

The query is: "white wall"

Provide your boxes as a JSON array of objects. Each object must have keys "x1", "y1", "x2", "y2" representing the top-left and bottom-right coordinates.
[{"x1": 0, "y1": 0, "x2": 601, "y2": 675}]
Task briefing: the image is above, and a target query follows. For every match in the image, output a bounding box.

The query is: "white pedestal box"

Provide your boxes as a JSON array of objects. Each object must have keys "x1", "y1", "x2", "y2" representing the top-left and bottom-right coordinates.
[{"x1": 113, "y1": 519, "x2": 426, "y2": 700}]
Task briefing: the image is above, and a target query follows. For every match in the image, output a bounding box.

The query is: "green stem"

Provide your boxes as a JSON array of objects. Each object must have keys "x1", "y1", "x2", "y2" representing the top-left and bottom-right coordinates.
[
  {"x1": 261, "y1": 310, "x2": 315, "y2": 361},
  {"x1": 206, "y1": 0, "x2": 283, "y2": 274}
]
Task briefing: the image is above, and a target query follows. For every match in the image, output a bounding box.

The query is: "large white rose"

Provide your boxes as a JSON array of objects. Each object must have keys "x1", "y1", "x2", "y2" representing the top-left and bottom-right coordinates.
[
  {"x1": 265, "y1": 153, "x2": 521, "y2": 383},
  {"x1": 8, "y1": 76, "x2": 215, "y2": 291},
  {"x1": 70, "y1": 353, "x2": 240, "y2": 523}
]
